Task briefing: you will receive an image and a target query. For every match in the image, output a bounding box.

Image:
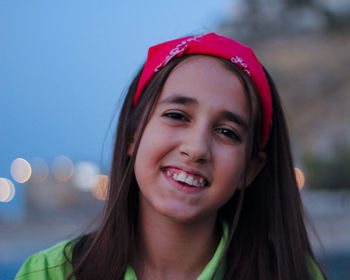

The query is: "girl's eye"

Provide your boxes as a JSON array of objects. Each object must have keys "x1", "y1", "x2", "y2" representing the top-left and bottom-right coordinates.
[
  {"x1": 216, "y1": 128, "x2": 242, "y2": 142},
  {"x1": 163, "y1": 112, "x2": 189, "y2": 121}
]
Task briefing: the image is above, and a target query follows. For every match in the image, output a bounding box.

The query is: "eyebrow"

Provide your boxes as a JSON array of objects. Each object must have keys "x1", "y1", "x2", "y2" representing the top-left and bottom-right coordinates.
[
  {"x1": 158, "y1": 94, "x2": 248, "y2": 129},
  {"x1": 158, "y1": 95, "x2": 198, "y2": 106},
  {"x1": 220, "y1": 111, "x2": 248, "y2": 130}
]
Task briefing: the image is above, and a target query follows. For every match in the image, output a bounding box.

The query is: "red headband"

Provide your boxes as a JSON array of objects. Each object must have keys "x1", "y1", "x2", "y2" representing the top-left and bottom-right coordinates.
[{"x1": 133, "y1": 33, "x2": 272, "y2": 146}]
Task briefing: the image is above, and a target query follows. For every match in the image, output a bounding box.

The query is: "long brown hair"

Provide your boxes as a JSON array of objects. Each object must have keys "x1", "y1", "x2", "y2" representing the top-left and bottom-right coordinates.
[{"x1": 65, "y1": 55, "x2": 326, "y2": 280}]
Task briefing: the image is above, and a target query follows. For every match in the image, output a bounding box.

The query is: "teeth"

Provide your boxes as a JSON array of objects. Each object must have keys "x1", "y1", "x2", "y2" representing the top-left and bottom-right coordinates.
[
  {"x1": 177, "y1": 172, "x2": 186, "y2": 182},
  {"x1": 185, "y1": 176, "x2": 193, "y2": 185},
  {"x1": 167, "y1": 169, "x2": 206, "y2": 188}
]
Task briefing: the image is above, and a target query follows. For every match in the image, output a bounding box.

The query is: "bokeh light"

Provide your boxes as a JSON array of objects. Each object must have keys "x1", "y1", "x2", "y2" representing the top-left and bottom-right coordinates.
[
  {"x1": 30, "y1": 157, "x2": 49, "y2": 183},
  {"x1": 10, "y1": 158, "x2": 32, "y2": 183},
  {"x1": 0, "y1": 178, "x2": 16, "y2": 203},
  {"x1": 91, "y1": 174, "x2": 109, "y2": 201},
  {"x1": 72, "y1": 161, "x2": 100, "y2": 191},
  {"x1": 294, "y1": 167, "x2": 305, "y2": 190},
  {"x1": 51, "y1": 155, "x2": 74, "y2": 182}
]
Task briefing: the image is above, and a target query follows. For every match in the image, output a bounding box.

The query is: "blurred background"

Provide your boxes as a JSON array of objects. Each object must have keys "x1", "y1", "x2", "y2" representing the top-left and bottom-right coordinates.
[{"x1": 1, "y1": 0, "x2": 349, "y2": 279}]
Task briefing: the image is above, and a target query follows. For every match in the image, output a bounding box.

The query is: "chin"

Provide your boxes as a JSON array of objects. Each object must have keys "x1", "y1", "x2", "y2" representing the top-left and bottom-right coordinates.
[{"x1": 158, "y1": 204, "x2": 216, "y2": 225}]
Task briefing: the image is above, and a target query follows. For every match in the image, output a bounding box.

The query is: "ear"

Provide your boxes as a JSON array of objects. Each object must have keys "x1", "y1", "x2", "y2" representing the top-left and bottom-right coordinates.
[
  {"x1": 127, "y1": 131, "x2": 137, "y2": 157},
  {"x1": 127, "y1": 140, "x2": 135, "y2": 157},
  {"x1": 239, "y1": 151, "x2": 266, "y2": 189}
]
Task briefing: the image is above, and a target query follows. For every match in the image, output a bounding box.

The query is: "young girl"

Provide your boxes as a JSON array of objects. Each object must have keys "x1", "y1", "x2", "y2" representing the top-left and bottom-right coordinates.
[{"x1": 16, "y1": 33, "x2": 326, "y2": 280}]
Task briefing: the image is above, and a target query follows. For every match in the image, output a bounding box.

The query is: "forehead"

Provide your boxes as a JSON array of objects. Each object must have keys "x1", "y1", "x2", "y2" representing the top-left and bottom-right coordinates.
[{"x1": 158, "y1": 55, "x2": 249, "y2": 117}]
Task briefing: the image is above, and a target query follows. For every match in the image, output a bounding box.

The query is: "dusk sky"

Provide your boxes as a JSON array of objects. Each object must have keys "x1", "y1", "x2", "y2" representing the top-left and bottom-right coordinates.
[{"x1": 0, "y1": 0, "x2": 232, "y2": 212}]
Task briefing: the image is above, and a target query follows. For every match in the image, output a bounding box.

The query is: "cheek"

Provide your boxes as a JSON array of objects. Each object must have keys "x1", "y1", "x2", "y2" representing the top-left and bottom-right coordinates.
[
  {"x1": 218, "y1": 146, "x2": 246, "y2": 173},
  {"x1": 215, "y1": 149, "x2": 246, "y2": 192},
  {"x1": 133, "y1": 124, "x2": 174, "y2": 182},
  {"x1": 137, "y1": 123, "x2": 178, "y2": 163}
]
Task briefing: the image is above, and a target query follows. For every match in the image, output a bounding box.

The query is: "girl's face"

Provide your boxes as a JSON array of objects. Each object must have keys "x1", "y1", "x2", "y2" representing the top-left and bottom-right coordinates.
[{"x1": 132, "y1": 56, "x2": 264, "y2": 224}]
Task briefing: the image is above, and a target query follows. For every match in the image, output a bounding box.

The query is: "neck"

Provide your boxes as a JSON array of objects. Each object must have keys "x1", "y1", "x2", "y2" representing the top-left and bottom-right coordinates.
[{"x1": 131, "y1": 202, "x2": 219, "y2": 279}]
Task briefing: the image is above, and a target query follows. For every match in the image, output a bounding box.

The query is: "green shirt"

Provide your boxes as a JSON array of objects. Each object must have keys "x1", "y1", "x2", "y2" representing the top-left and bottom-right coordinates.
[
  {"x1": 15, "y1": 224, "x2": 324, "y2": 280},
  {"x1": 15, "y1": 225, "x2": 227, "y2": 280}
]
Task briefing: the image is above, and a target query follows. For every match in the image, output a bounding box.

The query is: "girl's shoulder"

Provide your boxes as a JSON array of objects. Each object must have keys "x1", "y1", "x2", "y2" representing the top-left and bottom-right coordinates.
[
  {"x1": 307, "y1": 255, "x2": 326, "y2": 280},
  {"x1": 15, "y1": 240, "x2": 75, "y2": 280}
]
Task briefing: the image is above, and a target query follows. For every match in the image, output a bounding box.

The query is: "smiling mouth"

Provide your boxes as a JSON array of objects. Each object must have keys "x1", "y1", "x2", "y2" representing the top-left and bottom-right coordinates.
[{"x1": 163, "y1": 167, "x2": 209, "y2": 188}]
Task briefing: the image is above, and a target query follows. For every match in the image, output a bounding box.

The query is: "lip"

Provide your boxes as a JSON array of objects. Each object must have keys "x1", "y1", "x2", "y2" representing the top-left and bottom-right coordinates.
[
  {"x1": 162, "y1": 165, "x2": 210, "y2": 184},
  {"x1": 161, "y1": 165, "x2": 210, "y2": 192},
  {"x1": 162, "y1": 170, "x2": 208, "y2": 193}
]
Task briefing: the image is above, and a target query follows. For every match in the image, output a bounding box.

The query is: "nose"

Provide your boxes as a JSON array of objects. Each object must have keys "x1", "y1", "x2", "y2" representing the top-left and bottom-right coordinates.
[{"x1": 179, "y1": 123, "x2": 211, "y2": 163}]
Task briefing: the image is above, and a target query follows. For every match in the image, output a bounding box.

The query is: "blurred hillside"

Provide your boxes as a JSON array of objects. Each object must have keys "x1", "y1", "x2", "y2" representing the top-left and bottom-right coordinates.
[
  {"x1": 253, "y1": 30, "x2": 350, "y2": 157},
  {"x1": 218, "y1": 0, "x2": 350, "y2": 189}
]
